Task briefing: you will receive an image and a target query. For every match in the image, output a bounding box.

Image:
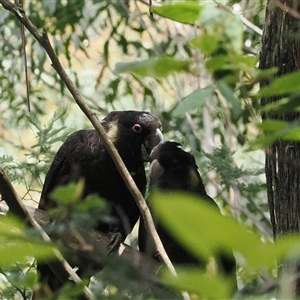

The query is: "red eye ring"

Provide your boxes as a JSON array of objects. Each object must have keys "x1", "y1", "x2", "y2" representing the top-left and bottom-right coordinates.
[{"x1": 132, "y1": 123, "x2": 143, "y2": 133}]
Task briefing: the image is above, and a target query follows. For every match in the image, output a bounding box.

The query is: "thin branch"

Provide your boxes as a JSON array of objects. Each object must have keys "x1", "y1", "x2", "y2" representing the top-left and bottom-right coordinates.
[
  {"x1": 149, "y1": 0, "x2": 153, "y2": 18},
  {"x1": 275, "y1": 0, "x2": 300, "y2": 19},
  {"x1": 17, "y1": 0, "x2": 30, "y2": 112},
  {"x1": 0, "y1": 0, "x2": 176, "y2": 278},
  {"x1": 240, "y1": 14, "x2": 263, "y2": 36},
  {"x1": 0, "y1": 169, "x2": 32, "y2": 222}
]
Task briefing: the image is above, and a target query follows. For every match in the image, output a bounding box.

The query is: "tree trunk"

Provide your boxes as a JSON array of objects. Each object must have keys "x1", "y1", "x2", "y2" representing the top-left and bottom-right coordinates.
[{"x1": 259, "y1": 0, "x2": 300, "y2": 295}]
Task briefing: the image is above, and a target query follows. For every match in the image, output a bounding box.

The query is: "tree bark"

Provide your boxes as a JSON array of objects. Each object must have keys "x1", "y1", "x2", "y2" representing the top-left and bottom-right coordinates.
[{"x1": 260, "y1": 0, "x2": 300, "y2": 295}]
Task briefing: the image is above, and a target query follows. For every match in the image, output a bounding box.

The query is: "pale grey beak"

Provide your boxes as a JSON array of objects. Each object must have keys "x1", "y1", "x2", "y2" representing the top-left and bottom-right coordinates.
[{"x1": 141, "y1": 128, "x2": 163, "y2": 162}]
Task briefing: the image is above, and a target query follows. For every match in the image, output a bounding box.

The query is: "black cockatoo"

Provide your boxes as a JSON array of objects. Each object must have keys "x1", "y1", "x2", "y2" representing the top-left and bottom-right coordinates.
[
  {"x1": 139, "y1": 141, "x2": 235, "y2": 275},
  {"x1": 38, "y1": 110, "x2": 163, "y2": 292}
]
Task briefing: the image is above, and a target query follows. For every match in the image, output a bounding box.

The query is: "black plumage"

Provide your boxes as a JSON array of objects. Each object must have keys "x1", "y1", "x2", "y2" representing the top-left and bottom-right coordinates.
[
  {"x1": 38, "y1": 110, "x2": 162, "y2": 291},
  {"x1": 148, "y1": 141, "x2": 215, "y2": 202},
  {"x1": 139, "y1": 141, "x2": 236, "y2": 275}
]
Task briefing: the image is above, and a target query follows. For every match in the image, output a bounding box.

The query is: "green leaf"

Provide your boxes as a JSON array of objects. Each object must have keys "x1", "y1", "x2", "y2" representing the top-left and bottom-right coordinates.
[
  {"x1": 0, "y1": 240, "x2": 56, "y2": 266},
  {"x1": 259, "y1": 120, "x2": 288, "y2": 133},
  {"x1": 162, "y1": 267, "x2": 233, "y2": 299},
  {"x1": 190, "y1": 35, "x2": 219, "y2": 54},
  {"x1": 283, "y1": 127, "x2": 300, "y2": 141},
  {"x1": 253, "y1": 67, "x2": 278, "y2": 82},
  {"x1": 0, "y1": 216, "x2": 56, "y2": 266},
  {"x1": 206, "y1": 55, "x2": 257, "y2": 72},
  {"x1": 216, "y1": 81, "x2": 242, "y2": 119},
  {"x1": 250, "y1": 122, "x2": 300, "y2": 150},
  {"x1": 258, "y1": 72, "x2": 300, "y2": 97},
  {"x1": 172, "y1": 86, "x2": 215, "y2": 117},
  {"x1": 72, "y1": 195, "x2": 108, "y2": 228},
  {"x1": 50, "y1": 180, "x2": 85, "y2": 204},
  {"x1": 275, "y1": 235, "x2": 300, "y2": 260},
  {"x1": 248, "y1": 121, "x2": 287, "y2": 149},
  {"x1": 260, "y1": 94, "x2": 300, "y2": 114},
  {"x1": 0, "y1": 215, "x2": 26, "y2": 238},
  {"x1": 252, "y1": 120, "x2": 300, "y2": 149},
  {"x1": 206, "y1": 55, "x2": 228, "y2": 71},
  {"x1": 198, "y1": 2, "x2": 243, "y2": 54},
  {"x1": 150, "y1": 191, "x2": 275, "y2": 269},
  {"x1": 153, "y1": 2, "x2": 202, "y2": 24},
  {"x1": 223, "y1": 14, "x2": 243, "y2": 54},
  {"x1": 115, "y1": 57, "x2": 189, "y2": 78},
  {"x1": 6, "y1": 268, "x2": 38, "y2": 289}
]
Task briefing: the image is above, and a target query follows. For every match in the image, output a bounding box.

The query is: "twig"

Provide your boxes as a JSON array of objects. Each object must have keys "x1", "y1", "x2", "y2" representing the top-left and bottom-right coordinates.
[
  {"x1": 240, "y1": 14, "x2": 263, "y2": 36},
  {"x1": 0, "y1": 0, "x2": 176, "y2": 279},
  {"x1": 149, "y1": 0, "x2": 153, "y2": 18},
  {"x1": 275, "y1": 0, "x2": 300, "y2": 19},
  {"x1": 16, "y1": 0, "x2": 30, "y2": 112}
]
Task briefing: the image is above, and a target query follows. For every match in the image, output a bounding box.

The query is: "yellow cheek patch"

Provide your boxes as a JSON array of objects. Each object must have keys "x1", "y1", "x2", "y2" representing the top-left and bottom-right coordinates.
[
  {"x1": 106, "y1": 121, "x2": 119, "y2": 143},
  {"x1": 189, "y1": 169, "x2": 200, "y2": 189}
]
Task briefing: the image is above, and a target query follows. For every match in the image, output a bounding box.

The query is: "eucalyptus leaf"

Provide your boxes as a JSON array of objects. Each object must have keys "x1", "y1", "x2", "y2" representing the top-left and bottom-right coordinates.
[
  {"x1": 0, "y1": 240, "x2": 56, "y2": 266},
  {"x1": 153, "y1": 2, "x2": 202, "y2": 24},
  {"x1": 283, "y1": 127, "x2": 300, "y2": 141},
  {"x1": 190, "y1": 35, "x2": 219, "y2": 54},
  {"x1": 162, "y1": 267, "x2": 233, "y2": 299},
  {"x1": 261, "y1": 94, "x2": 300, "y2": 114},
  {"x1": 0, "y1": 216, "x2": 56, "y2": 266},
  {"x1": 259, "y1": 71, "x2": 300, "y2": 97},
  {"x1": 172, "y1": 86, "x2": 215, "y2": 117},
  {"x1": 260, "y1": 120, "x2": 300, "y2": 142},
  {"x1": 50, "y1": 180, "x2": 85, "y2": 204},
  {"x1": 217, "y1": 81, "x2": 242, "y2": 119},
  {"x1": 206, "y1": 55, "x2": 257, "y2": 72},
  {"x1": 249, "y1": 120, "x2": 300, "y2": 149},
  {"x1": 115, "y1": 57, "x2": 189, "y2": 78},
  {"x1": 259, "y1": 120, "x2": 288, "y2": 132},
  {"x1": 151, "y1": 191, "x2": 276, "y2": 269}
]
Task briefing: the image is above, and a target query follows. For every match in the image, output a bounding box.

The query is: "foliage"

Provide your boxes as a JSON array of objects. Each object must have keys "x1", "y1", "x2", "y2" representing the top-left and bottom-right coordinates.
[
  {"x1": 1, "y1": 0, "x2": 299, "y2": 299},
  {"x1": 0, "y1": 216, "x2": 56, "y2": 299},
  {"x1": 0, "y1": 262, "x2": 36, "y2": 300},
  {"x1": 151, "y1": 191, "x2": 300, "y2": 299},
  {"x1": 0, "y1": 216, "x2": 56, "y2": 266},
  {"x1": 49, "y1": 181, "x2": 110, "y2": 230}
]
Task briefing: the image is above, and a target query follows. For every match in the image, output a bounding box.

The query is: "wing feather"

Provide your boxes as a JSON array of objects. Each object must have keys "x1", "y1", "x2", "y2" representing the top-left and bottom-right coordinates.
[{"x1": 39, "y1": 130, "x2": 99, "y2": 209}]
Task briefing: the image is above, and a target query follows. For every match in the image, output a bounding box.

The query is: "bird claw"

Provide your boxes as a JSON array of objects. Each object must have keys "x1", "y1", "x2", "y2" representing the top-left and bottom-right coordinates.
[{"x1": 107, "y1": 232, "x2": 123, "y2": 254}]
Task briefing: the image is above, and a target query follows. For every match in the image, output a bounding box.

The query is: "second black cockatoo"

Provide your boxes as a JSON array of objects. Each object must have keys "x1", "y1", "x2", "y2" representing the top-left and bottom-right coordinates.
[
  {"x1": 139, "y1": 141, "x2": 235, "y2": 275},
  {"x1": 38, "y1": 110, "x2": 162, "y2": 291}
]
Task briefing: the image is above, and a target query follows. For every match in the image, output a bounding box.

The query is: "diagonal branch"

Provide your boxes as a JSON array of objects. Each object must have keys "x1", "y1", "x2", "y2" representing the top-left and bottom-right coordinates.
[{"x1": 0, "y1": 0, "x2": 176, "y2": 278}]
